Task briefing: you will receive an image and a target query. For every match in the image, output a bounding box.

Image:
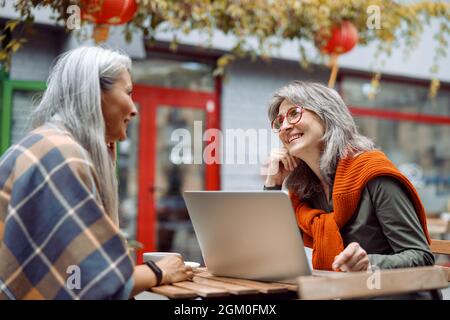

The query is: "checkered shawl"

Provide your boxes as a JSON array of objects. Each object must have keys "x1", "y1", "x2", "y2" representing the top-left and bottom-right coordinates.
[{"x1": 0, "y1": 125, "x2": 134, "y2": 299}]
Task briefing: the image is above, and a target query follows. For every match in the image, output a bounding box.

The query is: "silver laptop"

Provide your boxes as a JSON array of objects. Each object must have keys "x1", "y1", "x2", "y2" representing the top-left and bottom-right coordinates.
[{"x1": 183, "y1": 191, "x2": 311, "y2": 281}]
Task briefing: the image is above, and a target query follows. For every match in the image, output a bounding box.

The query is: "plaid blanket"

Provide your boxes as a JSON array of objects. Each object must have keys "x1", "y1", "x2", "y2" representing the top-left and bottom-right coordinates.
[{"x1": 0, "y1": 125, "x2": 134, "y2": 299}]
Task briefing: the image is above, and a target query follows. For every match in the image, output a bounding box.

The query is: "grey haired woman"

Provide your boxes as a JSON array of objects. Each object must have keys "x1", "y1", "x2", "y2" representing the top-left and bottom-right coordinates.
[
  {"x1": 0, "y1": 46, "x2": 192, "y2": 300},
  {"x1": 265, "y1": 81, "x2": 439, "y2": 299}
]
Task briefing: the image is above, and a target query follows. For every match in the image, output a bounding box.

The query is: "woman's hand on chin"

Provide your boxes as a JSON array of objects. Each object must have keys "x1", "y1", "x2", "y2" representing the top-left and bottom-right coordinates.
[{"x1": 264, "y1": 146, "x2": 300, "y2": 187}]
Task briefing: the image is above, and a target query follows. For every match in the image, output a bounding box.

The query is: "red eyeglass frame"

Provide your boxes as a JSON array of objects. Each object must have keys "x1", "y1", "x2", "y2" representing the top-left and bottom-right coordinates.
[{"x1": 271, "y1": 106, "x2": 304, "y2": 133}]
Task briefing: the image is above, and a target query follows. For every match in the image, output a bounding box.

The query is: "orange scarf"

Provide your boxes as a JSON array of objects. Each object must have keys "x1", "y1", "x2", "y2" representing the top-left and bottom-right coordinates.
[{"x1": 290, "y1": 150, "x2": 431, "y2": 271}]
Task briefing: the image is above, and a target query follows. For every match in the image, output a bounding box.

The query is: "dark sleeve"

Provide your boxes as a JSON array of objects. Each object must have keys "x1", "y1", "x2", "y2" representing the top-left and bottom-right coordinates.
[{"x1": 366, "y1": 176, "x2": 435, "y2": 269}]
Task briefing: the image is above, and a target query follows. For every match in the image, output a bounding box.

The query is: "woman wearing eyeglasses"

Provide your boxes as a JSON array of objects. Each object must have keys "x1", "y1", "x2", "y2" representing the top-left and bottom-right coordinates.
[{"x1": 265, "y1": 81, "x2": 439, "y2": 299}]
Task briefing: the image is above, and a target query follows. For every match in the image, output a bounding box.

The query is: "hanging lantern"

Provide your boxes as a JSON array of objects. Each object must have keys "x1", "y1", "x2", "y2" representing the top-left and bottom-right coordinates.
[
  {"x1": 317, "y1": 21, "x2": 359, "y2": 88},
  {"x1": 80, "y1": 0, "x2": 138, "y2": 43}
]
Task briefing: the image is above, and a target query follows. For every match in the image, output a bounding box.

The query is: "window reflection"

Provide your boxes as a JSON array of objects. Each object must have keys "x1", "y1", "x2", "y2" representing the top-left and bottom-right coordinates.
[
  {"x1": 343, "y1": 77, "x2": 450, "y2": 213},
  {"x1": 351, "y1": 110, "x2": 450, "y2": 213},
  {"x1": 11, "y1": 90, "x2": 42, "y2": 144},
  {"x1": 156, "y1": 106, "x2": 205, "y2": 263},
  {"x1": 342, "y1": 76, "x2": 450, "y2": 116},
  {"x1": 118, "y1": 104, "x2": 139, "y2": 250},
  {"x1": 132, "y1": 58, "x2": 214, "y2": 92}
]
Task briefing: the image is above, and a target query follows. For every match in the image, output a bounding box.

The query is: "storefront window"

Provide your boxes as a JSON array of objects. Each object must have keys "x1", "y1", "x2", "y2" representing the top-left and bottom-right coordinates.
[
  {"x1": 354, "y1": 116, "x2": 450, "y2": 212},
  {"x1": 155, "y1": 106, "x2": 205, "y2": 263},
  {"x1": 341, "y1": 77, "x2": 450, "y2": 116},
  {"x1": 10, "y1": 90, "x2": 41, "y2": 144},
  {"x1": 118, "y1": 104, "x2": 139, "y2": 248},
  {"x1": 132, "y1": 58, "x2": 214, "y2": 92},
  {"x1": 342, "y1": 76, "x2": 450, "y2": 213},
  {"x1": 129, "y1": 55, "x2": 216, "y2": 261},
  {"x1": 0, "y1": 80, "x2": 46, "y2": 154}
]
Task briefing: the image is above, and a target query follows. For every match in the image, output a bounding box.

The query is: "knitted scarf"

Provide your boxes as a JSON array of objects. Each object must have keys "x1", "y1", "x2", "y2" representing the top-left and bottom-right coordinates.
[{"x1": 290, "y1": 150, "x2": 431, "y2": 271}]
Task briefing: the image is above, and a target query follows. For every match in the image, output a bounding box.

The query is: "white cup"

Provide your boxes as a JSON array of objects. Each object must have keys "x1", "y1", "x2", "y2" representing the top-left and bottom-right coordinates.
[
  {"x1": 441, "y1": 212, "x2": 450, "y2": 221},
  {"x1": 143, "y1": 252, "x2": 182, "y2": 263}
]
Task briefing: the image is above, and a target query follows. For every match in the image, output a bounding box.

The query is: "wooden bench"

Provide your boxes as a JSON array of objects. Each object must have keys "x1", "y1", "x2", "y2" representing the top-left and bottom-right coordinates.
[
  {"x1": 425, "y1": 213, "x2": 450, "y2": 281},
  {"x1": 430, "y1": 238, "x2": 450, "y2": 281}
]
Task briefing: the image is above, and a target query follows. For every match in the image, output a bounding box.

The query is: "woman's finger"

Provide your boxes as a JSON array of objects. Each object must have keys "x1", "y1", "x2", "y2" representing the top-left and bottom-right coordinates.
[
  {"x1": 346, "y1": 247, "x2": 367, "y2": 270},
  {"x1": 280, "y1": 158, "x2": 290, "y2": 172},
  {"x1": 278, "y1": 149, "x2": 291, "y2": 170},
  {"x1": 267, "y1": 154, "x2": 280, "y2": 176},
  {"x1": 351, "y1": 257, "x2": 370, "y2": 272},
  {"x1": 284, "y1": 154, "x2": 294, "y2": 171},
  {"x1": 332, "y1": 242, "x2": 359, "y2": 271},
  {"x1": 280, "y1": 145, "x2": 289, "y2": 154},
  {"x1": 289, "y1": 155, "x2": 298, "y2": 170},
  {"x1": 286, "y1": 152, "x2": 297, "y2": 171}
]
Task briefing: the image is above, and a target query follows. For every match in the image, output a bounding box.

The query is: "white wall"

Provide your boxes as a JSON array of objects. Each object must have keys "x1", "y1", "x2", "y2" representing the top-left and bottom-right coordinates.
[{"x1": 9, "y1": 27, "x2": 64, "y2": 81}]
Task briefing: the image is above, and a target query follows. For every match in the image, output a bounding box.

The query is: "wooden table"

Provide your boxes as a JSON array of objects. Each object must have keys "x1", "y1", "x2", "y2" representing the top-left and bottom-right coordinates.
[
  {"x1": 150, "y1": 266, "x2": 449, "y2": 300},
  {"x1": 298, "y1": 266, "x2": 448, "y2": 300},
  {"x1": 150, "y1": 268, "x2": 297, "y2": 299}
]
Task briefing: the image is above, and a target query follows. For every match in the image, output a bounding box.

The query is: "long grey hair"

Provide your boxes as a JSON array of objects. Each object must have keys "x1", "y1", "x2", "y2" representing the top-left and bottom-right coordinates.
[
  {"x1": 30, "y1": 46, "x2": 132, "y2": 225},
  {"x1": 268, "y1": 81, "x2": 376, "y2": 200}
]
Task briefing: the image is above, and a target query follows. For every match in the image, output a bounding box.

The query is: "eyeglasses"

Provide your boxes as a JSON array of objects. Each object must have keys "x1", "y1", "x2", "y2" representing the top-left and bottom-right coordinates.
[{"x1": 271, "y1": 106, "x2": 303, "y2": 133}]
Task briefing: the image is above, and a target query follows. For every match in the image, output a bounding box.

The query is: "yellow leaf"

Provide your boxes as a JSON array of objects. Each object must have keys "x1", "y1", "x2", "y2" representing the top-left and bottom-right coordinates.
[
  {"x1": 0, "y1": 51, "x2": 8, "y2": 60},
  {"x1": 11, "y1": 42, "x2": 21, "y2": 53},
  {"x1": 5, "y1": 20, "x2": 19, "y2": 32}
]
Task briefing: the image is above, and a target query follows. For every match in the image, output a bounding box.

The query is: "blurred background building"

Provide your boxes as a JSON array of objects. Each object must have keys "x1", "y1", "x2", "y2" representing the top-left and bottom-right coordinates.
[{"x1": 1, "y1": 4, "x2": 450, "y2": 264}]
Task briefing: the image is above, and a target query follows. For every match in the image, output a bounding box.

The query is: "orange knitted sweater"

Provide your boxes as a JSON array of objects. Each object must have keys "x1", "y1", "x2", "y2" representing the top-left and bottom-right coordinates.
[{"x1": 289, "y1": 150, "x2": 431, "y2": 271}]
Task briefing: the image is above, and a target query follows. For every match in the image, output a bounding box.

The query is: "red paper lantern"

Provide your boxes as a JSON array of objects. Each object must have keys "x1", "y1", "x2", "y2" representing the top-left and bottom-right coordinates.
[
  {"x1": 320, "y1": 21, "x2": 359, "y2": 55},
  {"x1": 81, "y1": 0, "x2": 138, "y2": 25},
  {"x1": 316, "y1": 21, "x2": 359, "y2": 88}
]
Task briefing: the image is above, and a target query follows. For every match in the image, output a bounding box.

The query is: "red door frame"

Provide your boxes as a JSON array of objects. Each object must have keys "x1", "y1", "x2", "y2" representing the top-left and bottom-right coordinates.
[{"x1": 132, "y1": 85, "x2": 221, "y2": 262}]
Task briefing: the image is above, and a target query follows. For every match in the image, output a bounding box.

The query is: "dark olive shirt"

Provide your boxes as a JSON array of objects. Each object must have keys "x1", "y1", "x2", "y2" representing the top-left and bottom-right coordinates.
[
  {"x1": 308, "y1": 176, "x2": 434, "y2": 269},
  {"x1": 264, "y1": 176, "x2": 440, "y2": 299}
]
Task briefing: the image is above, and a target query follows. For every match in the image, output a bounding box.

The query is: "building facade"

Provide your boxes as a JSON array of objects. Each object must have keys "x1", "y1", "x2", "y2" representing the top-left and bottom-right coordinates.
[{"x1": 1, "y1": 10, "x2": 450, "y2": 262}]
